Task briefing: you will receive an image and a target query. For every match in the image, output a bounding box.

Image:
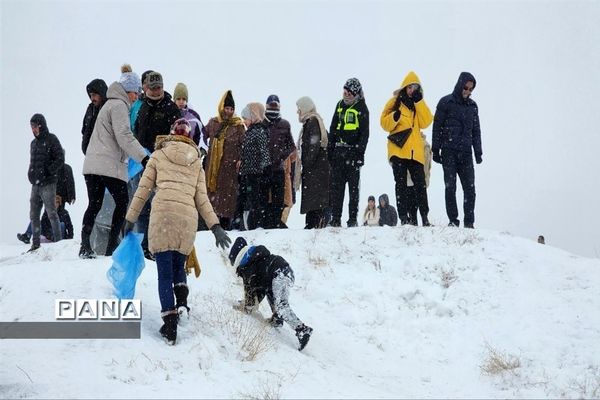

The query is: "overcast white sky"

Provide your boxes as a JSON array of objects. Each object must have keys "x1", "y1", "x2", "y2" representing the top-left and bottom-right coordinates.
[{"x1": 1, "y1": 0, "x2": 599, "y2": 257}]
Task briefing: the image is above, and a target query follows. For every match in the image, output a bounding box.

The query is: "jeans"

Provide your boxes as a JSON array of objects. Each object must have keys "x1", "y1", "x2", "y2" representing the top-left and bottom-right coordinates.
[
  {"x1": 155, "y1": 251, "x2": 187, "y2": 312},
  {"x1": 30, "y1": 183, "x2": 62, "y2": 246}
]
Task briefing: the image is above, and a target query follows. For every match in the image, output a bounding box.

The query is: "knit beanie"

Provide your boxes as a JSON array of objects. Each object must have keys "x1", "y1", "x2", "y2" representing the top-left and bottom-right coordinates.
[
  {"x1": 368, "y1": 195, "x2": 375, "y2": 202},
  {"x1": 266, "y1": 94, "x2": 280, "y2": 109},
  {"x1": 223, "y1": 91, "x2": 235, "y2": 108},
  {"x1": 344, "y1": 77, "x2": 362, "y2": 96},
  {"x1": 119, "y1": 64, "x2": 142, "y2": 93},
  {"x1": 229, "y1": 237, "x2": 248, "y2": 266},
  {"x1": 174, "y1": 83, "x2": 188, "y2": 101}
]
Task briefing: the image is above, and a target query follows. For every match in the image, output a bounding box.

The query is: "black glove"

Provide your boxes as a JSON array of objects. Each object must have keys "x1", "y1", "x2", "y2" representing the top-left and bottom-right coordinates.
[
  {"x1": 432, "y1": 150, "x2": 442, "y2": 164},
  {"x1": 211, "y1": 224, "x2": 231, "y2": 250},
  {"x1": 393, "y1": 110, "x2": 401, "y2": 122},
  {"x1": 412, "y1": 89, "x2": 423, "y2": 103},
  {"x1": 123, "y1": 220, "x2": 135, "y2": 236},
  {"x1": 141, "y1": 156, "x2": 149, "y2": 168},
  {"x1": 475, "y1": 154, "x2": 483, "y2": 164}
]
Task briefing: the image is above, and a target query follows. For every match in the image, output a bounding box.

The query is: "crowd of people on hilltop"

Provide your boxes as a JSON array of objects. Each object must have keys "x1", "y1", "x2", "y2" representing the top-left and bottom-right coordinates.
[{"x1": 19, "y1": 64, "x2": 485, "y2": 347}]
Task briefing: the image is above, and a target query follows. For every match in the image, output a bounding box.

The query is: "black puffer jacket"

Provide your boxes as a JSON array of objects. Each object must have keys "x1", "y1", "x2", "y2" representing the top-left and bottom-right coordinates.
[
  {"x1": 28, "y1": 114, "x2": 64, "y2": 186},
  {"x1": 432, "y1": 72, "x2": 482, "y2": 157},
  {"x1": 56, "y1": 163, "x2": 76, "y2": 204},
  {"x1": 134, "y1": 91, "x2": 180, "y2": 151},
  {"x1": 236, "y1": 245, "x2": 291, "y2": 306},
  {"x1": 81, "y1": 79, "x2": 108, "y2": 154}
]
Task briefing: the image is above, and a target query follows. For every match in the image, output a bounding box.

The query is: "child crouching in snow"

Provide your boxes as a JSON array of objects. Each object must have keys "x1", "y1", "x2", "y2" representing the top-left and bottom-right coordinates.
[
  {"x1": 228, "y1": 237, "x2": 313, "y2": 351},
  {"x1": 124, "y1": 118, "x2": 231, "y2": 346}
]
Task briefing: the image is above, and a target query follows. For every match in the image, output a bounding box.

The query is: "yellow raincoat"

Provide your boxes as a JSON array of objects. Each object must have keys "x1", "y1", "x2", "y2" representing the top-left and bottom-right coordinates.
[{"x1": 380, "y1": 71, "x2": 433, "y2": 165}]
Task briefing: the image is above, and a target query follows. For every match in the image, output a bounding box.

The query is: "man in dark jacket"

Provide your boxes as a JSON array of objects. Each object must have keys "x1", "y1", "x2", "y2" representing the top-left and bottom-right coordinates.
[
  {"x1": 264, "y1": 94, "x2": 296, "y2": 229},
  {"x1": 228, "y1": 237, "x2": 313, "y2": 351},
  {"x1": 27, "y1": 114, "x2": 64, "y2": 251},
  {"x1": 18, "y1": 155, "x2": 75, "y2": 244},
  {"x1": 432, "y1": 72, "x2": 482, "y2": 228},
  {"x1": 378, "y1": 193, "x2": 398, "y2": 227},
  {"x1": 132, "y1": 71, "x2": 180, "y2": 259},
  {"x1": 328, "y1": 78, "x2": 370, "y2": 227},
  {"x1": 81, "y1": 78, "x2": 107, "y2": 154}
]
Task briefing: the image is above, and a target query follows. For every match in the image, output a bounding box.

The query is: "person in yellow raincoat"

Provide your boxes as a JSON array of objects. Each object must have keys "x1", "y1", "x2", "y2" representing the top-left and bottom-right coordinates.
[{"x1": 380, "y1": 71, "x2": 433, "y2": 226}]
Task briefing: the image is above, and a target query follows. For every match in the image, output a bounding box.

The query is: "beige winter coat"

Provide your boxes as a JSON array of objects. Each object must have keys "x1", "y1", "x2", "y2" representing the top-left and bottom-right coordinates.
[
  {"x1": 83, "y1": 82, "x2": 147, "y2": 181},
  {"x1": 126, "y1": 135, "x2": 219, "y2": 255},
  {"x1": 363, "y1": 206, "x2": 380, "y2": 226}
]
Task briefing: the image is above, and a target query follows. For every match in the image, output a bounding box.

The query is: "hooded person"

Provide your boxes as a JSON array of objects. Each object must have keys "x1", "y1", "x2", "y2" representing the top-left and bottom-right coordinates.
[
  {"x1": 263, "y1": 94, "x2": 296, "y2": 229},
  {"x1": 295, "y1": 96, "x2": 330, "y2": 229},
  {"x1": 204, "y1": 90, "x2": 246, "y2": 229},
  {"x1": 239, "y1": 103, "x2": 271, "y2": 230},
  {"x1": 26, "y1": 113, "x2": 65, "y2": 252},
  {"x1": 432, "y1": 72, "x2": 482, "y2": 228},
  {"x1": 82, "y1": 78, "x2": 108, "y2": 154},
  {"x1": 124, "y1": 117, "x2": 231, "y2": 345},
  {"x1": 228, "y1": 237, "x2": 313, "y2": 351},
  {"x1": 378, "y1": 193, "x2": 398, "y2": 227},
  {"x1": 327, "y1": 78, "x2": 370, "y2": 228},
  {"x1": 380, "y1": 71, "x2": 433, "y2": 226},
  {"x1": 80, "y1": 64, "x2": 148, "y2": 258}
]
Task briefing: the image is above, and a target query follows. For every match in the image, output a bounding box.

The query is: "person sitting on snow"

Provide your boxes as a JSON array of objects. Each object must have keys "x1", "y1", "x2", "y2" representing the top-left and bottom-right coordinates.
[{"x1": 228, "y1": 237, "x2": 313, "y2": 351}]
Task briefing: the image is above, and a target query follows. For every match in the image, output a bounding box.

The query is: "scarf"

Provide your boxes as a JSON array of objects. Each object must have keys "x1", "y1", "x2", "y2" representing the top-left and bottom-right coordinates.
[
  {"x1": 206, "y1": 116, "x2": 243, "y2": 192},
  {"x1": 293, "y1": 111, "x2": 328, "y2": 191}
]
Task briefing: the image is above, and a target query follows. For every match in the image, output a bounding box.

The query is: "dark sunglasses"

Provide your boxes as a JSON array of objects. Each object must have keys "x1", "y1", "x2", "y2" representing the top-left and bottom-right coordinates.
[
  {"x1": 407, "y1": 83, "x2": 420, "y2": 91},
  {"x1": 463, "y1": 86, "x2": 474, "y2": 92}
]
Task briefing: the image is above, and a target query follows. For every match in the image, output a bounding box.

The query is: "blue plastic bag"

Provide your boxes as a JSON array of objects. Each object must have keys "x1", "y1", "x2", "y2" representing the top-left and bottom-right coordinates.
[
  {"x1": 128, "y1": 149, "x2": 151, "y2": 180},
  {"x1": 107, "y1": 232, "x2": 145, "y2": 299}
]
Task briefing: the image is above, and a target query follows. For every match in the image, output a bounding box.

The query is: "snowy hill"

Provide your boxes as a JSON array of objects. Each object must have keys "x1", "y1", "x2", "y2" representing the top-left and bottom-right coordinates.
[{"x1": 1, "y1": 226, "x2": 599, "y2": 399}]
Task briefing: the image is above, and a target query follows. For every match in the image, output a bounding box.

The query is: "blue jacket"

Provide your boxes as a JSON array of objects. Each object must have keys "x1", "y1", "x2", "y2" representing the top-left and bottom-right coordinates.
[{"x1": 432, "y1": 72, "x2": 482, "y2": 157}]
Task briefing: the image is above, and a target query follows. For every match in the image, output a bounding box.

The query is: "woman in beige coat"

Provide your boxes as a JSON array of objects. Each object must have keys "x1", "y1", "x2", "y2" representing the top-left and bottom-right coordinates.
[{"x1": 124, "y1": 118, "x2": 231, "y2": 345}]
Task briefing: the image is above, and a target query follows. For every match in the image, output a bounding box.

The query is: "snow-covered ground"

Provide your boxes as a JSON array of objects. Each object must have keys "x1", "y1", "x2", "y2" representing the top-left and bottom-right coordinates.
[{"x1": 1, "y1": 226, "x2": 599, "y2": 399}]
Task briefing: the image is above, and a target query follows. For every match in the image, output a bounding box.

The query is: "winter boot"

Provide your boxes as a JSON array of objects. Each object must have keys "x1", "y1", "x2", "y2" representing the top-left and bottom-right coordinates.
[
  {"x1": 78, "y1": 231, "x2": 96, "y2": 259},
  {"x1": 268, "y1": 313, "x2": 284, "y2": 328},
  {"x1": 159, "y1": 310, "x2": 178, "y2": 345},
  {"x1": 27, "y1": 243, "x2": 41, "y2": 253},
  {"x1": 173, "y1": 283, "x2": 190, "y2": 320},
  {"x1": 17, "y1": 233, "x2": 31, "y2": 244},
  {"x1": 464, "y1": 223, "x2": 474, "y2": 229},
  {"x1": 295, "y1": 324, "x2": 313, "y2": 351},
  {"x1": 329, "y1": 219, "x2": 341, "y2": 228},
  {"x1": 346, "y1": 219, "x2": 358, "y2": 228},
  {"x1": 448, "y1": 220, "x2": 460, "y2": 228}
]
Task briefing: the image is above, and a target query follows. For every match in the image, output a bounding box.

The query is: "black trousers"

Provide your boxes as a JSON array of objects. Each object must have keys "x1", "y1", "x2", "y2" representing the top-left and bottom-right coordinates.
[
  {"x1": 390, "y1": 157, "x2": 429, "y2": 224},
  {"x1": 330, "y1": 149, "x2": 361, "y2": 224},
  {"x1": 265, "y1": 169, "x2": 285, "y2": 228},
  {"x1": 442, "y1": 149, "x2": 476, "y2": 226},
  {"x1": 82, "y1": 174, "x2": 129, "y2": 255},
  {"x1": 241, "y1": 173, "x2": 270, "y2": 230}
]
